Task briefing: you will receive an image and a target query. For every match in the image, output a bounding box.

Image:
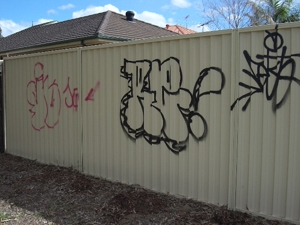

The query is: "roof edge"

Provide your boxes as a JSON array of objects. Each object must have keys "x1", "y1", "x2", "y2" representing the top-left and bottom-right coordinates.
[
  {"x1": 0, "y1": 35, "x2": 96, "y2": 54},
  {"x1": 97, "y1": 34, "x2": 130, "y2": 41},
  {"x1": 0, "y1": 35, "x2": 124, "y2": 57}
]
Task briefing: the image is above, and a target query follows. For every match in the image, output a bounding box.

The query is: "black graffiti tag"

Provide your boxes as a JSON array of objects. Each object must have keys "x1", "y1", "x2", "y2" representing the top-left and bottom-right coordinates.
[
  {"x1": 120, "y1": 57, "x2": 225, "y2": 154},
  {"x1": 231, "y1": 26, "x2": 300, "y2": 111}
]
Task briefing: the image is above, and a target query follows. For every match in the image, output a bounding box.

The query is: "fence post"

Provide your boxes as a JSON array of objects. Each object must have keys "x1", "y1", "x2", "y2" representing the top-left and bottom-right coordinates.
[{"x1": 228, "y1": 28, "x2": 240, "y2": 210}]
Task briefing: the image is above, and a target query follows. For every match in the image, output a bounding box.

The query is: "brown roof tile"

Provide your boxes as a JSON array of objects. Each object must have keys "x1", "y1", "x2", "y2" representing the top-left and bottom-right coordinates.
[{"x1": 0, "y1": 11, "x2": 177, "y2": 54}]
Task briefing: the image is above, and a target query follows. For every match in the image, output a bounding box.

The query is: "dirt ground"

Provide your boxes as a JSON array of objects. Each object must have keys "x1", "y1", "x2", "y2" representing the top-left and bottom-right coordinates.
[{"x1": 0, "y1": 153, "x2": 293, "y2": 225}]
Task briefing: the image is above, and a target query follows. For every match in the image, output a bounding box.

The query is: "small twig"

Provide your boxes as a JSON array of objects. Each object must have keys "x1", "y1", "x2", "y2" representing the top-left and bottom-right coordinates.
[{"x1": 1, "y1": 218, "x2": 17, "y2": 223}]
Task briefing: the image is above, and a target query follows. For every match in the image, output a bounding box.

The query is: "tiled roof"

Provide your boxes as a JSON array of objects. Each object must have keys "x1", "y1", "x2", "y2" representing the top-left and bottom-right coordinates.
[
  {"x1": 165, "y1": 24, "x2": 197, "y2": 34},
  {"x1": 0, "y1": 11, "x2": 177, "y2": 53}
]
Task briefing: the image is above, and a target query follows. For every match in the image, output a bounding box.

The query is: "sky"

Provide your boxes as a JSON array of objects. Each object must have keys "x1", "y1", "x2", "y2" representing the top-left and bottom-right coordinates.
[{"x1": 0, "y1": 0, "x2": 209, "y2": 37}]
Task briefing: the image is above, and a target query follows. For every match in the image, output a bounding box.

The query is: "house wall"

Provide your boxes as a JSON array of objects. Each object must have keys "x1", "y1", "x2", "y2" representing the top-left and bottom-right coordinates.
[{"x1": 3, "y1": 23, "x2": 300, "y2": 223}]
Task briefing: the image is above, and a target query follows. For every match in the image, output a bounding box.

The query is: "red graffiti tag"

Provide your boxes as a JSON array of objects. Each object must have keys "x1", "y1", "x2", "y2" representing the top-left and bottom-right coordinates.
[
  {"x1": 27, "y1": 62, "x2": 101, "y2": 131},
  {"x1": 26, "y1": 62, "x2": 61, "y2": 131},
  {"x1": 63, "y1": 77, "x2": 79, "y2": 111},
  {"x1": 85, "y1": 81, "x2": 100, "y2": 101}
]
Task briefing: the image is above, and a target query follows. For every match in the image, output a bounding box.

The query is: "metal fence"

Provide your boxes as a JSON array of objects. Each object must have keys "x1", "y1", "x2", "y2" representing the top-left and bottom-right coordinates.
[{"x1": 3, "y1": 23, "x2": 300, "y2": 223}]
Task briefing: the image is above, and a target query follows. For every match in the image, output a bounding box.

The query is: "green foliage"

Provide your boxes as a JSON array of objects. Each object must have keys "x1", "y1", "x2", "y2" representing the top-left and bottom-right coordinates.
[{"x1": 248, "y1": 0, "x2": 300, "y2": 25}]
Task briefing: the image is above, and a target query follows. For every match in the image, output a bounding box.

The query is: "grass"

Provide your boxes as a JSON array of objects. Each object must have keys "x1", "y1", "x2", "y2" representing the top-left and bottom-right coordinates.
[{"x1": 0, "y1": 212, "x2": 11, "y2": 221}]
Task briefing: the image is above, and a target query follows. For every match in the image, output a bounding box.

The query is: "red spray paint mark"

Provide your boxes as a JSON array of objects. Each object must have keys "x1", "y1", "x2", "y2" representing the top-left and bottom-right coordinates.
[
  {"x1": 85, "y1": 81, "x2": 100, "y2": 101},
  {"x1": 26, "y1": 62, "x2": 61, "y2": 131},
  {"x1": 27, "y1": 62, "x2": 101, "y2": 131},
  {"x1": 63, "y1": 77, "x2": 79, "y2": 111}
]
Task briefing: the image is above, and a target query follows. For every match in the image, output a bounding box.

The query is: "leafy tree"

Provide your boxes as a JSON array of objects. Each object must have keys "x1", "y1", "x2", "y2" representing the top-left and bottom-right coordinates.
[
  {"x1": 248, "y1": 0, "x2": 299, "y2": 25},
  {"x1": 0, "y1": 27, "x2": 3, "y2": 38}
]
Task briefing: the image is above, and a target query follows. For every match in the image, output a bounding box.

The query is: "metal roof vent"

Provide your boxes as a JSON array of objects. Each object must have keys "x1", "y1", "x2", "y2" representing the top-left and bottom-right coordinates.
[{"x1": 126, "y1": 11, "x2": 135, "y2": 22}]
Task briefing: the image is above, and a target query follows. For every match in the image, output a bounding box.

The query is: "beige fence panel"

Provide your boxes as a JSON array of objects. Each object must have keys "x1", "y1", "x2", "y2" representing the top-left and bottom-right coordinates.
[
  {"x1": 81, "y1": 31, "x2": 233, "y2": 206},
  {"x1": 4, "y1": 50, "x2": 82, "y2": 169},
  {"x1": 3, "y1": 23, "x2": 300, "y2": 223},
  {"x1": 232, "y1": 24, "x2": 300, "y2": 222}
]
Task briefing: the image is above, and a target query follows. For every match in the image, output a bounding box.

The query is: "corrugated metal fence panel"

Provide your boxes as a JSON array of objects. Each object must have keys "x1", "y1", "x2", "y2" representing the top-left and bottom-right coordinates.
[
  {"x1": 81, "y1": 31, "x2": 233, "y2": 205},
  {"x1": 4, "y1": 23, "x2": 300, "y2": 223},
  {"x1": 234, "y1": 25, "x2": 300, "y2": 221},
  {"x1": 286, "y1": 25, "x2": 300, "y2": 221},
  {"x1": 4, "y1": 50, "x2": 82, "y2": 168}
]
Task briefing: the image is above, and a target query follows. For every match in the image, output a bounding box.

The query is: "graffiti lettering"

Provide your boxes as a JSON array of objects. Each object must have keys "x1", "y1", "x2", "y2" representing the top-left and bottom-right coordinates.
[
  {"x1": 26, "y1": 62, "x2": 100, "y2": 131},
  {"x1": 120, "y1": 57, "x2": 225, "y2": 154},
  {"x1": 26, "y1": 62, "x2": 61, "y2": 131},
  {"x1": 231, "y1": 26, "x2": 300, "y2": 111},
  {"x1": 63, "y1": 77, "x2": 79, "y2": 111}
]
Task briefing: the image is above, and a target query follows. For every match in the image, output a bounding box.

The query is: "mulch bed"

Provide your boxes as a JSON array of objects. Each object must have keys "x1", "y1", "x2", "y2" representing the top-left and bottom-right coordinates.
[{"x1": 0, "y1": 153, "x2": 293, "y2": 224}]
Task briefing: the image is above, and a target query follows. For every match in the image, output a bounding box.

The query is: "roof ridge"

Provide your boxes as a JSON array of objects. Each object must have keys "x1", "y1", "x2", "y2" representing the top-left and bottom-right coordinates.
[
  {"x1": 176, "y1": 25, "x2": 187, "y2": 34},
  {"x1": 96, "y1": 10, "x2": 111, "y2": 35}
]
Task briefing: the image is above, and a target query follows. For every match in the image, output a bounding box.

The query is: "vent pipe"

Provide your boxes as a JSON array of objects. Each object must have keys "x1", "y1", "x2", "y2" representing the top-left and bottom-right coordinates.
[{"x1": 126, "y1": 11, "x2": 135, "y2": 22}]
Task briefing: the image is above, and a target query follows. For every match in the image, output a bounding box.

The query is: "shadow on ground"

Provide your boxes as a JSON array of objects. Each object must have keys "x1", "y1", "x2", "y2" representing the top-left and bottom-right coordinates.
[{"x1": 0, "y1": 153, "x2": 293, "y2": 225}]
